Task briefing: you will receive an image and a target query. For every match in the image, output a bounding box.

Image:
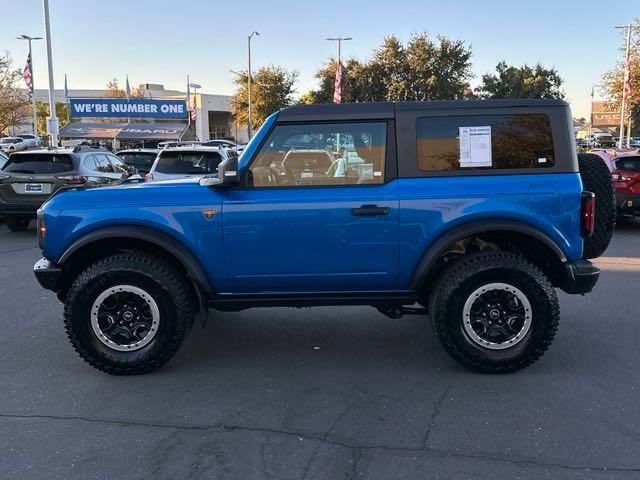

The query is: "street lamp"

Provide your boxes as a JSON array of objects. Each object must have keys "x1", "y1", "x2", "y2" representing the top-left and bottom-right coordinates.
[
  {"x1": 42, "y1": 0, "x2": 59, "y2": 147},
  {"x1": 248, "y1": 31, "x2": 259, "y2": 139},
  {"x1": 17, "y1": 34, "x2": 43, "y2": 136}
]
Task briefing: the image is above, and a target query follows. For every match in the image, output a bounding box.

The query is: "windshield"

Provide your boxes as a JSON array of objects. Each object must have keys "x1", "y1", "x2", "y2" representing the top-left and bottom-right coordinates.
[
  {"x1": 117, "y1": 152, "x2": 158, "y2": 167},
  {"x1": 2, "y1": 153, "x2": 74, "y2": 174},
  {"x1": 155, "y1": 151, "x2": 223, "y2": 175}
]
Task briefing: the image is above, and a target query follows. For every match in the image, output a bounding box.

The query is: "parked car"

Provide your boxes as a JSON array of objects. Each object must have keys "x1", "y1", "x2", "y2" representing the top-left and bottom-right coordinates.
[
  {"x1": 33, "y1": 99, "x2": 615, "y2": 375},
  {"x1": 0, "y1": 146, "x2": 138, "y2": 231},
  {"x1": 18, "y1": 133, "x2": 42, "y2": 148},
  {"x1": 116, "y1": 148, "x2": 160, "y2": 175},
  {"x1": 201, "y1": 139, "x2": 245, "y2": 153},
  {"x1": 145, "y1": 146, "x2": 228, "y2": 181},
  {"x1": 0, "y1": 137, "x2": 28, "y2": 153},
  {"x1": 612, "y1": 151, "x2": 640, "y2": 218},
  {"x1": 593, "y1": 134, "x2": 616, "y2": 148}
]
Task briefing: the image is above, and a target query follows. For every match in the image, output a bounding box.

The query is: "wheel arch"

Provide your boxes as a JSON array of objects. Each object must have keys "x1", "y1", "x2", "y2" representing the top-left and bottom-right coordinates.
[
  {"x1": 410, "y1": 219, "x2": 568, "y2": 291},
  {"x1": 57, "y1": 225, "x2": 214, "y2": 301}
]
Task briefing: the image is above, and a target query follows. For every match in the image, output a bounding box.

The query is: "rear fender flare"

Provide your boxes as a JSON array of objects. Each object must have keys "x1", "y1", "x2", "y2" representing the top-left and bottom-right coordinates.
[{"x1": 409, "y1": 220, "x2": 567, "y2": 290}]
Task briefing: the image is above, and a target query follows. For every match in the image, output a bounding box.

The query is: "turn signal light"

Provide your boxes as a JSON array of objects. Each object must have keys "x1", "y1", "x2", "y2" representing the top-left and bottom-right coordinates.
[
  {"x1": 36, "y1": 209, "x2": 46, "y2": 249},
  {"x1": 581, "y1": 191, "x2": 595, "y2": 238}
]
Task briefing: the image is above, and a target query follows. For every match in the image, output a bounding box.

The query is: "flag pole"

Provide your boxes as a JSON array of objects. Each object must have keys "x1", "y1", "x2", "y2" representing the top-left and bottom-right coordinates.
[{"x1": 64, "y1": 73, "x2": 70, "y2": 124}]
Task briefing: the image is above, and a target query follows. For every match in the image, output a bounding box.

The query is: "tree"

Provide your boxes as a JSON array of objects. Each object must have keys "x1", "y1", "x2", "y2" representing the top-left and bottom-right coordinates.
[
  {"x1": 230, "y1": 65, "x2": 298, "y2": 129},
  {"x1": 0, "y1": 54, "x2": 31, "y2": 134},
  {"x1": 601, "y1": 19, "x2": 640, "y2": 134},
  {"x1": 35, "y1": 101, "x2": 69, "y2": 137},
  {"x1": 308, "y1": 33, "x2": 473, "y2": 103},
  {"x1": 105, "y1": 78, "x2": 126, "y2": 98},
  {"x1": 476, "y1": 61, "x2": 565, "y2": 99}
]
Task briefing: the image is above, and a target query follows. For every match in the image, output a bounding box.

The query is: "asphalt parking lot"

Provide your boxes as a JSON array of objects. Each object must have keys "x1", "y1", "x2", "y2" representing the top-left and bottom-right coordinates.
[{"x1": 1, "y1": 221, "x2": 640, "y2": 479}]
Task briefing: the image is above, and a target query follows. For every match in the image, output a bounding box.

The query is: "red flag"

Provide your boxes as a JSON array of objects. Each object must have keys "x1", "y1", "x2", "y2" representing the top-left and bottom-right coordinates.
[
  {"x1": 623, "y1": 58, "x2": 631, "y2": 101},
  {"x1": 333, "y1": 61, "x2": 342, "y2": 104},
  {"x1": 22, "y1": 53, "x2": 33, "y2": 93}
]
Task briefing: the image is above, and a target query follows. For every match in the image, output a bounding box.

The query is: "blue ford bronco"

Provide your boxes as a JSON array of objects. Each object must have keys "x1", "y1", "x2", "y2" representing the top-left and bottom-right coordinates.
[{"x1": 33, "y1": 100, "x2": 615, "y2": 375}]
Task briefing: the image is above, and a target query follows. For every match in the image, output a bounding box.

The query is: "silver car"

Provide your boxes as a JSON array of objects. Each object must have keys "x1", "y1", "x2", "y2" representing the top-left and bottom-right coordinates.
[{"x1": 145, "y1": 146, "x2": 229, "y2": 181}]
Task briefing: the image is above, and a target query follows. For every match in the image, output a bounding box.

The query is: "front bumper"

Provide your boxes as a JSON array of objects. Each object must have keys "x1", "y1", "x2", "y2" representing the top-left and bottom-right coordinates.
[
  {"x1": 34, "y1": 257, "x2": 63, "y2": 291},
  {"x1": 560, "y1": 260, "x2": 600, "y2": 294}
]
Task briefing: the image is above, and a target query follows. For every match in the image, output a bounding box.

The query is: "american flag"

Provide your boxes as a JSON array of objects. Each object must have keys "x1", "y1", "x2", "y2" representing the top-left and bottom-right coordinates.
[
  {"x1": 22, "y1": 53, "x2": 33, "y2": 93},
  {"x1": 333, "y1": 61, "x2": 342, "y2": 104},
  {"x1": 623, "y1": 57, "x2": 631, "y2": 101}
]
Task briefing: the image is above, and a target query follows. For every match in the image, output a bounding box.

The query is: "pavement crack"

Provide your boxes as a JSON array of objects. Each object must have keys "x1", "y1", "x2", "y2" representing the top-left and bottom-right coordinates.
[
  {"x1": 3, "y1": 412, "x2": 640, "y2": 474},
  {"x1": 422, "y1": 375, "x2": 455, "y2": 449}
]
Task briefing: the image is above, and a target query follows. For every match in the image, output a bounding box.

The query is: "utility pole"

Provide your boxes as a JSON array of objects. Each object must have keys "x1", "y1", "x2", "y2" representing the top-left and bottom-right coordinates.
[
  {"x1": 615, "y1": 25, "x2": 633, "y2": 149},
  {"x1": 42, "y1": 0, "x2": 58, "y2": 147},
  {"x1": 17, "y1": 35, "x2": 42, "y2": 136},
  {"x1": 247, "y1": 31, "x2": 259, "y2": 139}
]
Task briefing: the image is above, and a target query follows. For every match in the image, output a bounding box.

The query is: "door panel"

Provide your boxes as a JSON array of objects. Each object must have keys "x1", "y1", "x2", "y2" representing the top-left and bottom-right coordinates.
[{"x1": 222, "y1": 182, "x2": 399, "y2": 293}]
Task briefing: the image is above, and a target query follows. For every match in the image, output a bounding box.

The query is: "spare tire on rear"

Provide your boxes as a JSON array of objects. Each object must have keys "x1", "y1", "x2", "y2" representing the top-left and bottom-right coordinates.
[{"x1": 578, "y1": 153, "x2": 616, "y2": 259}]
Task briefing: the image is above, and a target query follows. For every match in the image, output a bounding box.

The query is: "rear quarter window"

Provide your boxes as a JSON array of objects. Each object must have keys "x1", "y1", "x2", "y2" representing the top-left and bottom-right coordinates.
[
  {"x1": 615, "y1": 156, "x2": 640, "y2": 171},
  {"x1": 2, "y1": 153, "x2": 75, "y2": 174},
  {"x1": 416, "y1": 114, "x2": 555, "y2": 172}
]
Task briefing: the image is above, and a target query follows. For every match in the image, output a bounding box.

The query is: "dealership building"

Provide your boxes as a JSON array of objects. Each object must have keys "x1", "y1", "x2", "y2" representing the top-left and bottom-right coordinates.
[{"x1": 27, "y1": 83, "x2": 248, "y2": 144}]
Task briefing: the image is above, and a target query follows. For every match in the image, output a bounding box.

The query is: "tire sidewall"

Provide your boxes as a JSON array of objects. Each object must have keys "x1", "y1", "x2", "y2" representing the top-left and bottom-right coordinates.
[
  {"x1": 439, "y1": 266, "x2": 555, "y2": 367},
  {"x1": 67, "y1": 269, "x2": 181, "y2": 368}
]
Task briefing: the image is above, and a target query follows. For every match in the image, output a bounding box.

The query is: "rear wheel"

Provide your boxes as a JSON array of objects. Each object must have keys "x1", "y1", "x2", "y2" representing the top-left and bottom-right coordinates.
[
  {"x1": 6, "y1": 216, "x2": 30, "y2": 232},
  {"x1": 64, "y1": 253, "x2": 194, "y2": 375},
  {"x1": 578, "y1": 153, "x2": 615, "y2": 259},
  {"x1": 430, "y1": 252, "x2": 559, "y2": 373}
]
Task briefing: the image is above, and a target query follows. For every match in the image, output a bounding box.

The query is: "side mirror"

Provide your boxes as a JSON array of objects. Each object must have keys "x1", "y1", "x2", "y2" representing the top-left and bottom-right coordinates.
[{"x1": 200, "y1": 156, "x2": 240, "y2": 188}]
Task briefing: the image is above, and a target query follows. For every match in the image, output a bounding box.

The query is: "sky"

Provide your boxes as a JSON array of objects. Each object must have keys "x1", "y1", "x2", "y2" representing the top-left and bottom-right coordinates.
[{"x1": 2, "y1": 0, "x2": 639, "y2": 119}]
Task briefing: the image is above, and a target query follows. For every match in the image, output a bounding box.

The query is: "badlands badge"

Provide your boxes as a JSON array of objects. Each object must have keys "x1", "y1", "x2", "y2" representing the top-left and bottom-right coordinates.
[{"x1": 201, "y1": 208, "x2": 217, "y2": 220}]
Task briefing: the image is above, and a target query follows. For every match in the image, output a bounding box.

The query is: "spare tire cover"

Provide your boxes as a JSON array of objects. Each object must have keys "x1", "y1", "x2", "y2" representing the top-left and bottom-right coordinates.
[{"x1": 578, "y1": 153, "x2": 616, "y2": 259}]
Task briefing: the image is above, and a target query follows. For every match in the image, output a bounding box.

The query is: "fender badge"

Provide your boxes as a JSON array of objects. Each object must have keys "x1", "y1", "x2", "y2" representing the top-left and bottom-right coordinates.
[{"x1": 202, "y1": 208, "x2": 217, "y2": 220}]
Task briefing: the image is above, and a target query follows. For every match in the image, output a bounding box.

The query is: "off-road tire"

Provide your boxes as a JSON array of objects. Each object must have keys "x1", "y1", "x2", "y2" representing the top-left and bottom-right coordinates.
[
  {"x1": 64, "y1": 253, "x2": 194, "y2": 375},
  {"x1": 6, "y1": 216, "x2": 30, "y2": 232},
  {"x1": 430, "y1": 252, "x2": 559, "y2": 373},
  {"x1": 578, "y1": 153, "x2": 615, "y2": 259}
]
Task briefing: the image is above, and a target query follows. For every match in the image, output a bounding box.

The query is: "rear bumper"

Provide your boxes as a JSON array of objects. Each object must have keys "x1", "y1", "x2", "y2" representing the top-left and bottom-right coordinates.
[
  {"x1": 560, "y1": 260, "x2": 600, "y2": 294},
  {"x1": 616, "y1": 192, "x2": 640, "y2": 217},
  {"x1": 34, "y1": 257, "x2": 63, "y2": 291}
]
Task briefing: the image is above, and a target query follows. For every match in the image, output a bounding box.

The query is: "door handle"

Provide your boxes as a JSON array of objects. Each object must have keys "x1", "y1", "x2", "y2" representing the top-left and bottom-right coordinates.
[{"x1": 351, "y1": 204, "x2": 390, "y2": 216}]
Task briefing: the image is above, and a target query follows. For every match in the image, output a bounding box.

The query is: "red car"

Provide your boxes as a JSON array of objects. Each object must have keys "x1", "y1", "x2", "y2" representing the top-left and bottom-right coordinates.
[{"x1": 612, "y1": 152, "x2": 640, "y2": 218}]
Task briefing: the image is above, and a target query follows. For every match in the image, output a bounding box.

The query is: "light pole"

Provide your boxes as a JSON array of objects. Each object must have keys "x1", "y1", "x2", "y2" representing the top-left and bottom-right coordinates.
[
  {"x1": 17, "y1": 34, "x2": 42, "y2": 136},
  {"x1": 326, "y1": 36, "x2": 352, "y2": 70},
  {"x1": 248, "y1": 31, "x2": 259, "y2": 139},
  {"x1": 42, "y1": 0, "x2": 58, "y2": 147},
  {"x1": 614, "y1": 25, "x2": 638, "y2": 148}
]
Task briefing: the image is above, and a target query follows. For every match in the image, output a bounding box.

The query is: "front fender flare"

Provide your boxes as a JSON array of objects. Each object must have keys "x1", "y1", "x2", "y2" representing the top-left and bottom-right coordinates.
[{"x1": 58, "y1": 225, "x2": 215, "y2": 298}]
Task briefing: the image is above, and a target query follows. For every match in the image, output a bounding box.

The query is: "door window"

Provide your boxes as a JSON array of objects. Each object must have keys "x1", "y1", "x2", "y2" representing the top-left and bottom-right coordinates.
[
  {"x1": 92, "y1": 154, "x2": 114, "y2": 173},
  {"x1": 249, "y1": 122, "x2": 387, "y2": 187},
  {"x1": 107, "y1": 154, "x2": 129, "y2": 174}
]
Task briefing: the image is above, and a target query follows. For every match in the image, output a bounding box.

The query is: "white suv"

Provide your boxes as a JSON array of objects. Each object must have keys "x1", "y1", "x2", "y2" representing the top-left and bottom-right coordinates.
[
  {"x1": 18, "y1": 134, "x2": 41, "y2": 148},
  {"x1": 145, "y1": 146, "x2": 229, "y2": 182},
  {"x1": 0, "y1": 137, "x2": 28, "y2": 153}
]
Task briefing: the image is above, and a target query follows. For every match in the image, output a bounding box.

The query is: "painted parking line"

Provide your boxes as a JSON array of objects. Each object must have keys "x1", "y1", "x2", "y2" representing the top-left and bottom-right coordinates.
[{"x1": 594, "y1": 257, "x2": 640, "y2": 271}]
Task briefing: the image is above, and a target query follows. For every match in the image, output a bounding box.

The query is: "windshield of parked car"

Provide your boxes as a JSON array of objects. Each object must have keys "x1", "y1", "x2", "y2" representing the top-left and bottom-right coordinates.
[
  {"x1": 155, "y1": 151, "x2": 223, "y2": 175},
  {"x1": 117, "y1": 152, "x2": 158, "y2": 168},
  {"x1": 615, "y1": 156, "x2": 640, "y2": 172},
  {"x1": 2, "y1": 153, "x2": 74, "y2": 174}
]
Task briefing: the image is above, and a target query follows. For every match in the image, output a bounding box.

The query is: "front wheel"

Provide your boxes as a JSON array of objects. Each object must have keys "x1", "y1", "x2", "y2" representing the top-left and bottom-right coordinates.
[
  {"x1": 6, "y1": 216, "x2": 31, "y2": 232},
  {"x1": 430, "y1": 252, "x2": 559, "y2": 373},
  {"x1": 64, "y1": 253, "x2": 194, "y2": 375}
]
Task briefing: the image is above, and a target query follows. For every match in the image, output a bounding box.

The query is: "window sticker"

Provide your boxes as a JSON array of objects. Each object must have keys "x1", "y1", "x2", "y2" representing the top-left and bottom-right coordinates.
[{"x1": 459, "y1": 126, "x2": 492, "y2": 168}]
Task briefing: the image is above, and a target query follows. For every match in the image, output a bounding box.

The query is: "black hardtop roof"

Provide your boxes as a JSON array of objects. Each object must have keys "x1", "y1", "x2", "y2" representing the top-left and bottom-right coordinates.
[{"x1": 278, "y1": 99, "x2": 569, "y2": 122}]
